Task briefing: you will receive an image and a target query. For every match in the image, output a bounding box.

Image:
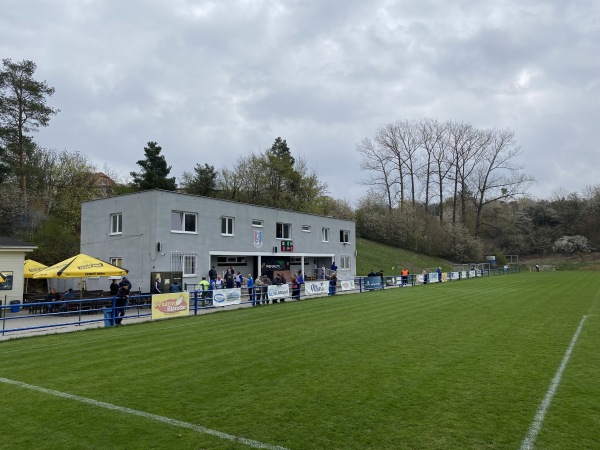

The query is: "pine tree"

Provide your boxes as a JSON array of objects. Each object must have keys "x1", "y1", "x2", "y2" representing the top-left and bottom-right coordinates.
[{"x1": 130, "y1": 142, "x2": 177, "y2": 191}]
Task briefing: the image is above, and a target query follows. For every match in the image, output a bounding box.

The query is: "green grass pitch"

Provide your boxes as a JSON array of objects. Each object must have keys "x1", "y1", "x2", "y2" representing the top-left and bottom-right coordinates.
[{"x1": 1, "y1": 272, "x2": 599, "y2": 449}]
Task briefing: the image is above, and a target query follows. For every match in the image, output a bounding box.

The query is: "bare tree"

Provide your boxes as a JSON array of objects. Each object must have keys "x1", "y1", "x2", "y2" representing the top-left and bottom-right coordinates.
[
  {"x1": 375, "y1": 123, "x2": 406, "y2": 210},
  {"x1": 356, "y1": 137, "x2": 396, "y2": 210},
  {"x1": 469, "y1": 128, "x2": 534, "y2": 235}
]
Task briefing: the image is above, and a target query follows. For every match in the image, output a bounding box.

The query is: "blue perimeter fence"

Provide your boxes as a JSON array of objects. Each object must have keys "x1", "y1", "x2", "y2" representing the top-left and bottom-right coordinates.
[{"x1": 1, "y1": 267, "x2": 520, "y2": 338}]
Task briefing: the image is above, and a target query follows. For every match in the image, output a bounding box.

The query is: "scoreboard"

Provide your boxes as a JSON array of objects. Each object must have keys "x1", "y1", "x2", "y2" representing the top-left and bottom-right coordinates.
[{"x1": 280, "y1": 240, "x2": 294, "y2": 252}]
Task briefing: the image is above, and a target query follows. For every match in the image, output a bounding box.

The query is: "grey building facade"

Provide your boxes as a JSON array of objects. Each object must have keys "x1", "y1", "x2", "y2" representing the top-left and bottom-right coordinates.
[{"x1": 81, "y1": 190, "x2": 356, "y2": 293}]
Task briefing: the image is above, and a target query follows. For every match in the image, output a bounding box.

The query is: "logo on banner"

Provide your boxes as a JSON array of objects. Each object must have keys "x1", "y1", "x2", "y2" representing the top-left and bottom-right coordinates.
[
  {"x1": 304, "y1": 281, "x2": 328, "y2": 295},
  {"x1": 213, "y1": 288, "x2": 242, "y2": 307},
  {"x1": 254, "y1": 230, "x2": 263, "y2": 248}
]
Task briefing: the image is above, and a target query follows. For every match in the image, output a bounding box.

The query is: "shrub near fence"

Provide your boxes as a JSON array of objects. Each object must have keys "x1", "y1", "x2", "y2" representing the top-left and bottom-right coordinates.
[{"x1": 1, "y1": 266, "x2": 520, "y2": 339}]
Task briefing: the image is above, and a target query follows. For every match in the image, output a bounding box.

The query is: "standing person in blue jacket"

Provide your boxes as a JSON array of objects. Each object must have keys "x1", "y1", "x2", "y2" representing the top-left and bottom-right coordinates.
[
  {"x1": 436, "y1": 267, "x2": 442, "y2": 282},
  {"x1": 329, "y1": 272, "x2": 337, "y2": 296},
  {"x1": 247, "y1": 274, "x2": 256, "y2": 306},
  {"x1": 170, "y1": 280, "x2": 182, "y2": 292}
]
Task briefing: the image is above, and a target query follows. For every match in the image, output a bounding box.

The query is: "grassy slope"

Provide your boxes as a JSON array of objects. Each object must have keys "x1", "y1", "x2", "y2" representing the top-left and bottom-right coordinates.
[{"x1": 356, "y1": 237, "x2": 456, "y2": 276}]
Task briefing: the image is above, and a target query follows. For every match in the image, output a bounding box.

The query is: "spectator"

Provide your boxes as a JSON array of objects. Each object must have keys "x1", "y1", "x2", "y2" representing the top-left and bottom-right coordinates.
[
  {"x1": 59, "y1": 288, "x2": 75, "y2": 313},
  {"x1": 199, "y1": 276, "x2": 210, "y2": 304},
  {"x1": 291, "y1": 274, "x2": 300, "y2": 300},
  {"x1": 329, "y1": 272, "x2": 337, "y2": 295},
  {"x1": 208, "y1": 266, "x2": 217, "y2": 285},
  {"x1": 109, "y1": 279, "x2": 119, "y2": 296},
  {"x1": 115, "y1": 285, "x2": 129, "y2": 325},
  {"x1": 401, "y1": 268, "x2": 409, "y2": 286},
  {"x1": 214, "y1": 275, "x2": 223, "y2": 289},
  {"x1": 235, "y1": 271, "x2": 243, "y2": 288},
  {"x1": 120, "y1": 276, "x2": 132, "y2": 291},
  {"x1": 45, "y1": 287, "x2": 60, "y2": 313},
  {"x1": 247, "y1": 274, "x2": 256, "y2": 306},
  {"x1": 170, "y1": 280, "x2": 182, "y2": 292},
  {"x1": 261, "y1": 275, "x2": 272, "y2": 304},
  {"x1": 153, "y1": 276, "x2": 162, "y2": 294}
]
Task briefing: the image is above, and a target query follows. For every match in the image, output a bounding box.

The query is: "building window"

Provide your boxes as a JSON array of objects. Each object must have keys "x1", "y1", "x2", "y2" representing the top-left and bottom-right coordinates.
[
  {"x1": 340, "y1": 229, "x2": 350, "y2": 243},
  {"x1": 322, "y1": 227, "x2": 329, "y2": 242},
  {"x1": 171, "y1": 252, "x2": 197, "y2": 277},
  {"x1": 302, "y1": 225, "x2": 311, "y2": 232},
  {"x1": 216, "y1": 256, "x2": 247, "y2": 266},
  {"x1": 110, "y1": 213, "x2": 122, "y2": 234},
  {"x1": 221, "y1": 216, "x2": 234, "y2": 235},
  {"x1": 110, "y1": 257, "x2": 122, "y2": 267},
  {"x1": 252, "y1": 219, "x2": 263, "y2": 227},
  {"x1": 171, "y1": 211, "x2": 197, "y2": 233},
  {"x1": 276, "y1": 222, "x2": 292, "y2": 239},
  {"x1": 340, "y1": 255, "x2": 351, "y2": 270}
]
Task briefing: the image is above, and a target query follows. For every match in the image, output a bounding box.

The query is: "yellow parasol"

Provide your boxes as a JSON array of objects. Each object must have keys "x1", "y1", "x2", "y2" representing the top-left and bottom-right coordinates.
[
  {"x1": 24, "y1": 259, "x2": 48, "y2": 278},
  {"x1": 32, "y1": 253, "x2": 128, "y2": 279}
]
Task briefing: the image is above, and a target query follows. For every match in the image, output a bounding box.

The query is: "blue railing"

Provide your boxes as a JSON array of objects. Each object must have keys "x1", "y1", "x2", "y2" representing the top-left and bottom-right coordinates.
[{"x1": 1, "y1": 267, "x2": 520, "y2": 338}]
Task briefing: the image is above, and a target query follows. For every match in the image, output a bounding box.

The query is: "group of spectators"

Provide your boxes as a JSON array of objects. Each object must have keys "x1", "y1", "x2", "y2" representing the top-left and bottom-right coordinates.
[{"x1": 199, "y1": 266, "x2": 312, "y2": 305}]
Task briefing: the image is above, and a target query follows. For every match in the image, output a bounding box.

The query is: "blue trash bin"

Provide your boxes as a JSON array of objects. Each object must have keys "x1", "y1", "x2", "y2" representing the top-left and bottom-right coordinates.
[
  {"x1": 103, "y1": 308, "x2": 114, "y2": 327},
  {"x1": 10, "y1": 300, "x2": 21, "y2": 313}
]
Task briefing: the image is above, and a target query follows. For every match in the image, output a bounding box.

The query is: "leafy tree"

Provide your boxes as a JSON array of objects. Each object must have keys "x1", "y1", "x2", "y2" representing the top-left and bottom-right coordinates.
[
  {"x1": 0, "y1": 59, "x2": 59, "y2": 202},
  {"x1": 180, "y1": 163, "x2": 217, "y2": 196},
  {"x1": 130, "y1": 141, "x2": 176, "y2": 191}
]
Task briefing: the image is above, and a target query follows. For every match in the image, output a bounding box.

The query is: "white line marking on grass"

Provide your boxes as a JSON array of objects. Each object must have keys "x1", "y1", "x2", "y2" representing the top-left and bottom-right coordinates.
[
  {"x1": 519, "y1": 315, "x2": 587, "y2": 450},
  {"x1": 0, "y1": 377, "x2": 289, "y2": 450}
]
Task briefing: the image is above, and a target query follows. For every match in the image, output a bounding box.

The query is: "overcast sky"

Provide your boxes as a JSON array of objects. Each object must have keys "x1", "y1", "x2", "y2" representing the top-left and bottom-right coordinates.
[{"x1": 2, "y1": 0, "x2": 599, "y2": 204}]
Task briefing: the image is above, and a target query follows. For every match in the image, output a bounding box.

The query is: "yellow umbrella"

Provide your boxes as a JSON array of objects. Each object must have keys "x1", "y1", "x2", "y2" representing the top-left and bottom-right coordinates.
[
  {"x1": 24, "y1": 259, "x2": 48, "y2": 278},
  {"x1": 32, "y1": 253, "x2": 128, "y2": 279}
]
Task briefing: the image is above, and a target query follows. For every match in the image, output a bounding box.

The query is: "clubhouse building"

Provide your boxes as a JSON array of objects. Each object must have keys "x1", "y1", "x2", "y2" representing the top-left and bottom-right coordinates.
[{"x1": 80, "y1": 190, "x2": 356, "y2": 293}]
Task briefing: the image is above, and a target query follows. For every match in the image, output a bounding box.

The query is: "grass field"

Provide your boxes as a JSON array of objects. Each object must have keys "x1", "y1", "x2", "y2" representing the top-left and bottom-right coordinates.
[{"x1": 1, "y1": 272, "x2": 599, "y2": 449}]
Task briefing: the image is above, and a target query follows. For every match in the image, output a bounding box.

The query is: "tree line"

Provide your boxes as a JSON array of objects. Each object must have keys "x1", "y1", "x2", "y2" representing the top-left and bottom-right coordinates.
[{"x1": 355, "y1": 118, "x2": 599, "y2": 262}]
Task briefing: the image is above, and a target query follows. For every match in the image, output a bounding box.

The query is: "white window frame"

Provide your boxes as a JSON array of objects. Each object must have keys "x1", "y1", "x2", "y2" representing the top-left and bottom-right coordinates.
[
  {"x1": 340, "y1": 229, "x2": 350, "y2": 244},
  {"x1": 322, "y1": 227, "x2": 330, "y2": 242},
  {"x1": 252, "y1": 219, "x2": 263, "y2": 227},
  {"x1": 340, "y1": 255, "x2": 351, "y2": 270},
  {"x1": 276, "y1": 222, "x2": 292, "y2": 239},
  {"x1": 171, "y1": 211, "x2": 198, "y2": 234},
  {"x1": 110, "y1": 257, "x2": 122, "y2": 267},
  {"x1": 302, "y1": 225, "x2": 311, "y2": 232},
  {"x1": 110, "y1": 213, "x2": 122, "y2": 235},
  {"x1": 171, "y1": 252, "x2": 198, "y2": 277},
  {"x1": 221, "y1": 216, "x2": 235, "y2": 236}
]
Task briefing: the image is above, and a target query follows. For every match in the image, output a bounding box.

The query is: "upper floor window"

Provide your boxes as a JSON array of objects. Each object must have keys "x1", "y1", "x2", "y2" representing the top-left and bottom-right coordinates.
[
  {"x1": 340, "y1": 229, "x2": 350, "y2": 243},
  {"x1": 252, "y1": 219, "x2": 263, "y2": 227},
  {"x1": 322, "y1": 227, "x2": 330, "y2": 242},
  {"x1": 276, "y1": 222, "x2": 292, "y2": 239},
  {"x1": 171, "y1": 211, "x2": 197, "y2": 233},
  {"x1": 340, "y1": 255, "x2": 351, "y2": 270},
  {"x1": 302, "y1": 225, "x2": 311, "y2": 232},
  {"x1": 221, "y1": 216, "x2": 234, "y2": 235},
  {"x1": 110, "y1": 213, "x2": 122, "y2": 234}
]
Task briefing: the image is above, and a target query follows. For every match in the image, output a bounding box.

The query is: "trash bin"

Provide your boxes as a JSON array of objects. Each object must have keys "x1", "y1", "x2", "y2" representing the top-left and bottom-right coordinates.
[
  {"x1": 10, "y1": 300, "x2": 21, "y2": 313},
  {"x1": 103, "y1": 308, "x2": 114, "y2": 327}
]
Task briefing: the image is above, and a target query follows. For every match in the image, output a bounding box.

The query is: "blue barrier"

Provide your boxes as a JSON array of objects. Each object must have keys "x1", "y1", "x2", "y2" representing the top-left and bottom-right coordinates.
[{"x1": 2, "y1": 267, "x2": 520, "y2": 338}]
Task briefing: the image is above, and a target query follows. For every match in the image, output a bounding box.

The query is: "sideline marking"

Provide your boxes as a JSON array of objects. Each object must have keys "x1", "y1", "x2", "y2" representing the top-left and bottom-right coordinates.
[
  {"x1": 0, "y1": 377, "x2": 289, "y2": 450},
  {"x1": 519, "y1": 315, "x2": 587, "y2": 450}
]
